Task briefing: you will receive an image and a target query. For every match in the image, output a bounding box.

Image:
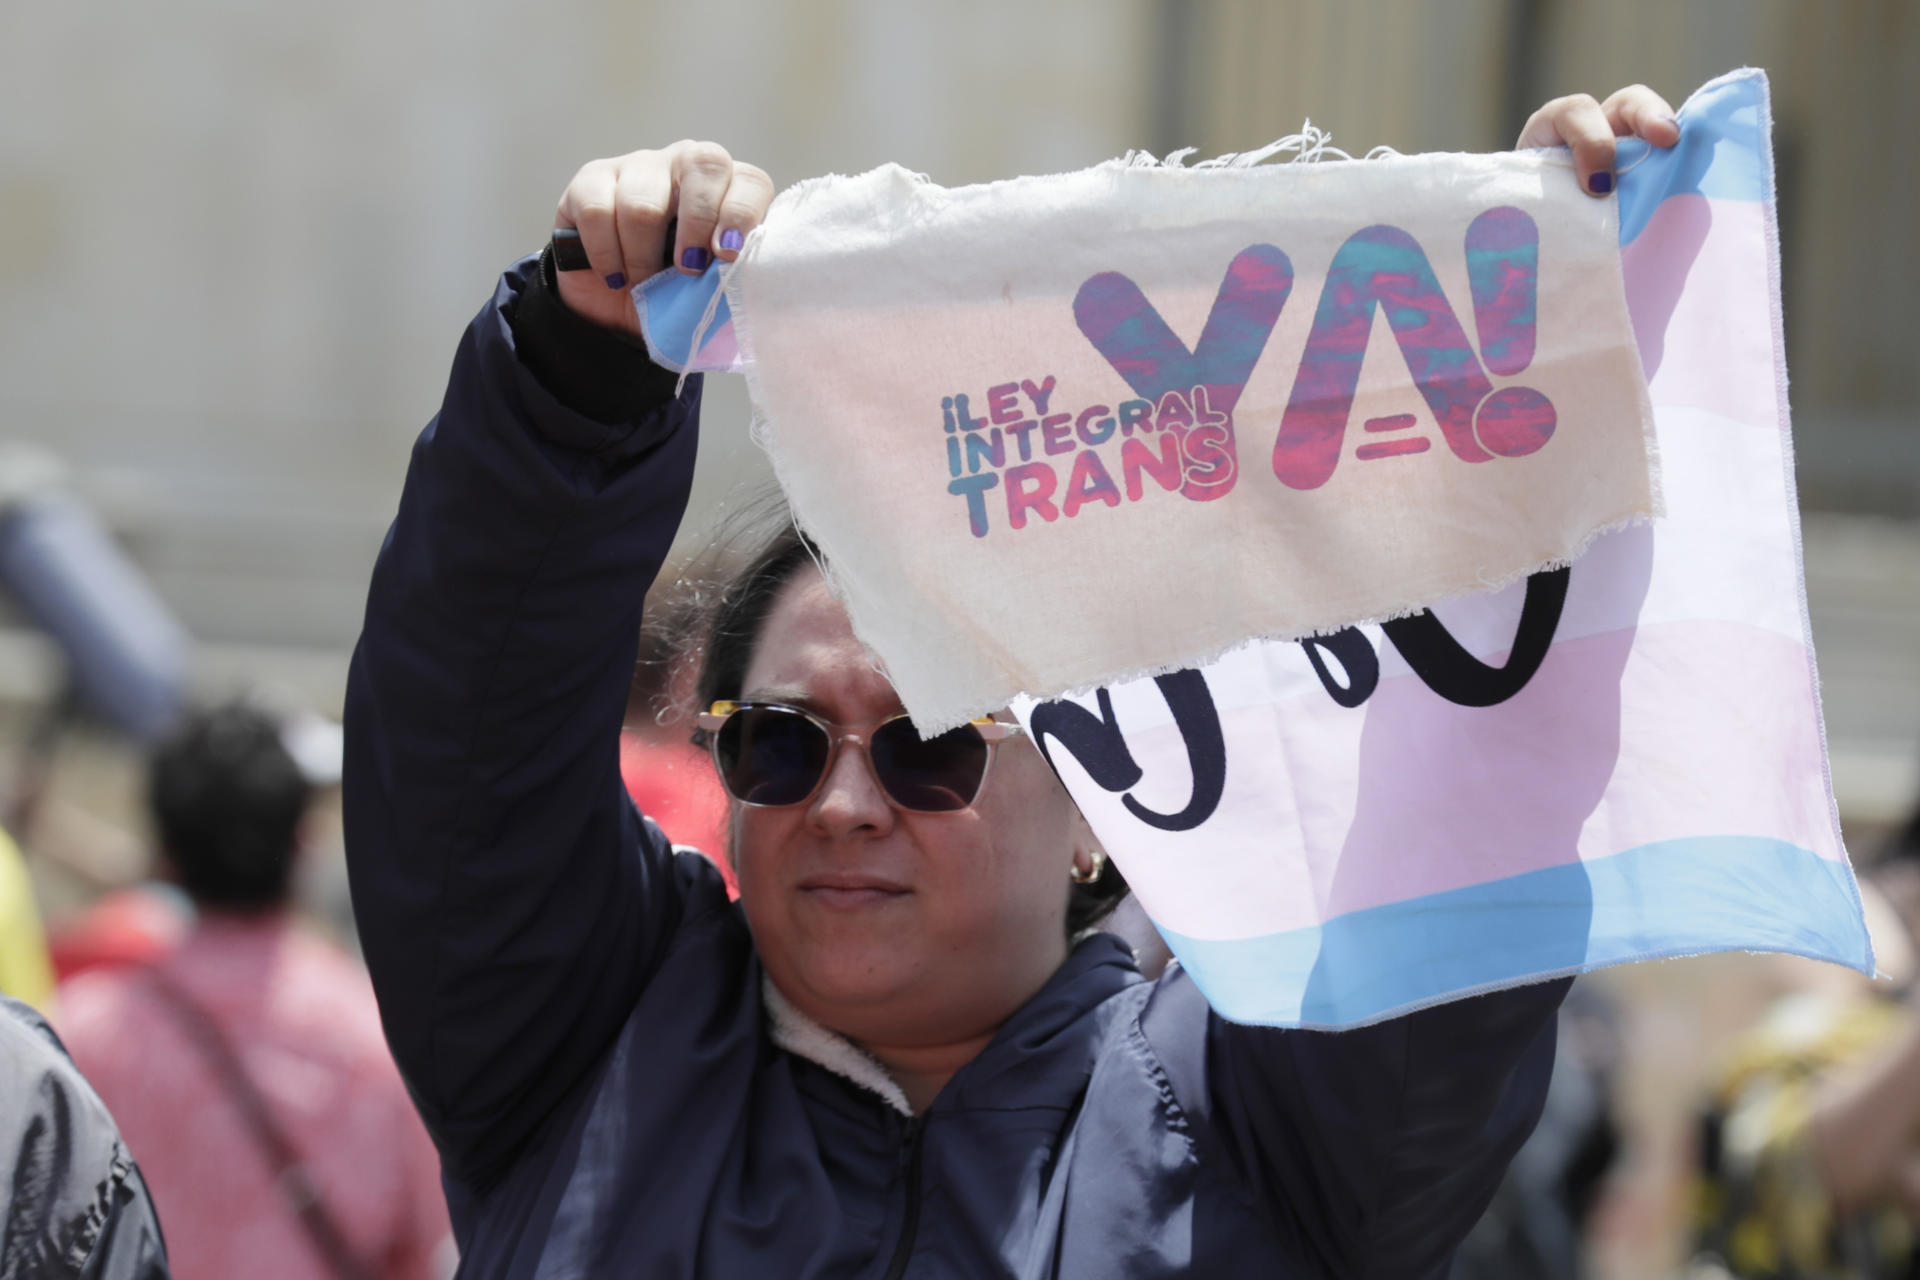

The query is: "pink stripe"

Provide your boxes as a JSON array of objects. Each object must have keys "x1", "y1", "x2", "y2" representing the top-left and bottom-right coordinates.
[
  {"x1": 1314, "y1": 619, "x2": 1835, "y2": 917},
  {"x1": 694, "y1": 323, "x2": 739, "y2": 370},
  {"x1": 1622, "y1": 196, "x2": 1777, "y2": 431}
]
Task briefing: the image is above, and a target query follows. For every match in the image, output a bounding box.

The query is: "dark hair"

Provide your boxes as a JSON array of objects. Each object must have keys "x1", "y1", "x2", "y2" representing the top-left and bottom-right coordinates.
[
  {"x1": 692, "y1": 522, "x2": 822, "y2": 718},
  {"x1": 1064, "y1": 847, "x2": 1130, "y2": 938},
  {"x1": 688, "y1": 518, "x2": 1130, "y2": 937},
  {"x1": 149, "y1": 701, "x2": 310, "y2": 911}
]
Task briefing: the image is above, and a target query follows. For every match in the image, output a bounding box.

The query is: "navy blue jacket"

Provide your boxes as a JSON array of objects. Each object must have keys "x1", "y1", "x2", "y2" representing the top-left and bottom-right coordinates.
[{"x1": 343, "y1": 255, "x2": 1567, "y2": 1279}]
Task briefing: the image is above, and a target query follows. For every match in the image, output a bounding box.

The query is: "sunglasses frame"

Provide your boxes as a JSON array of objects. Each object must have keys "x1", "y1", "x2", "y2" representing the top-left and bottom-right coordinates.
[{"x1": 695, "y1": 700, "x2": 1022, "y2": 813}]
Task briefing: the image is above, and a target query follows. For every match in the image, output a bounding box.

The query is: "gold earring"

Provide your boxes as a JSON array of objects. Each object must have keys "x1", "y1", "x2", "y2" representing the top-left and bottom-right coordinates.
[{"x1": 1070, "y1": 849, "x2": 1107, "y2": 885}]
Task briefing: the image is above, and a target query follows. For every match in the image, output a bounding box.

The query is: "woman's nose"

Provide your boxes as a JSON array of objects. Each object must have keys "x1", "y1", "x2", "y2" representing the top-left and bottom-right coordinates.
[{"x1": 807, "y1": 737, "x2": 895, "y2": 837}]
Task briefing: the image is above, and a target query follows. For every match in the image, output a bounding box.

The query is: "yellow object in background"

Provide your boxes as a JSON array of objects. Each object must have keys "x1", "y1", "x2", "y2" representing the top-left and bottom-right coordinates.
[{"x1": 0, "y1": 829, "x2": 56, "y2": 1013}]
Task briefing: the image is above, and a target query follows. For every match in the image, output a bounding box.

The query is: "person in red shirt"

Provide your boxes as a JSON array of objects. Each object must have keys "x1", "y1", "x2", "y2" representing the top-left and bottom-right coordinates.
[
  {"x1": 58, "y1": 702, "x2": 452, "y2": 1280},
  {"x1": 619, "y1": 611, "x2": 733, "y2": 891}
]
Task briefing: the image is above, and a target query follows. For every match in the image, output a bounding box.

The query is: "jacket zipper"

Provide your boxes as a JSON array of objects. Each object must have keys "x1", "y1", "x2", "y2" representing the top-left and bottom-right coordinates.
[{"x1": 879, "y1": 1116, "x2": 926, "y2": 1280}]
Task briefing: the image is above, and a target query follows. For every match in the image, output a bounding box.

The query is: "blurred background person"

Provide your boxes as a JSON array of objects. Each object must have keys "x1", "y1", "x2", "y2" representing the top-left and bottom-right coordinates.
[
  {"x1": 45, "y1": 878, "x2": 191, "y2": 984},
  {"x1": 1687, "y1": 802, "x2": 1920, "y2": 1279},
  {"x1": 0, "y1": 439, "x2": 190, "y2": 1011},
  {"x1": 55, "y1": 702, "x2": 451, "y2": 1280},
  {"x1": 0, "y1": 827, "x2": 57, "y2": 1011},
  {"x1": 620, "y1": 601, "x2": 732, "y2": 888}
]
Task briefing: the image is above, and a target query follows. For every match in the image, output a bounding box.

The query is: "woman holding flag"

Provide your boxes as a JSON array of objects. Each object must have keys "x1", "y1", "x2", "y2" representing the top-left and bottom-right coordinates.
[{"x1": 345, "y1": 85, "x2": 1681, "y2": 1277}]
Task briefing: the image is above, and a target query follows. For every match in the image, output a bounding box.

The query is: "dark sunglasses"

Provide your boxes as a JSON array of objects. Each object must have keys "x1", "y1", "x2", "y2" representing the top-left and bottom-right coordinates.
[{"x1": 695, "y1": 701, "x2": 1022, "y2": 813}]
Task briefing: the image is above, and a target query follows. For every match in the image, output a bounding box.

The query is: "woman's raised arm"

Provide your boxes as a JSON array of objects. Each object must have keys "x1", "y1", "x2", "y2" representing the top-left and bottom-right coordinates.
[{"x1": 343, "y1": 144, "x2": 772, "y2": 1189}]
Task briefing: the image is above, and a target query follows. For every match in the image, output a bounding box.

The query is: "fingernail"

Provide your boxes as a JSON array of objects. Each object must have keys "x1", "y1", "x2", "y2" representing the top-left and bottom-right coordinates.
[
  {"x1": 1587, "y1": 170, "x2": 1613, "y2": 195},
  {"x1": 604, "y1": 272, "x2": 626, "y2": 290},
  {"x1": 1661, "y1": 113, "x2": 1680, "y2": 129},
  {"x1": 719, "y1": 228, "x2": 744, "y2": 253},
  {"x1": 681, "y1": 247, "x2": 712, "y2": 270}
]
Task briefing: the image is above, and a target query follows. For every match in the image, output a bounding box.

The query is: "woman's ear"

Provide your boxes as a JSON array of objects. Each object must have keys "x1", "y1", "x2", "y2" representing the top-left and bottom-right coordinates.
[{"x1": 1066, "y1": 804, "x2": 1101, "y2": 880}]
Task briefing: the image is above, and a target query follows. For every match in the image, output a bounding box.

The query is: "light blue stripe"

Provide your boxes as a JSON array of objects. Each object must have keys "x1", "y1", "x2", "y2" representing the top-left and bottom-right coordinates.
[
  {"x1": 1155, "y1": 836, "x2": 1872, "y2": 1029},
  {"x1": 1618, "y1": 69, "x2": 1771, "y2": 245},
  {"x1": 634, "y1": 265, "x2": 730, "y2": 370}
]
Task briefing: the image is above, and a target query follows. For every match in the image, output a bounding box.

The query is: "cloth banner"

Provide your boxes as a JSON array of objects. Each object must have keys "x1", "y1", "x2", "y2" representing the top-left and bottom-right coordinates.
[
  {"x1": 641, "y1": 68, "x2": 1871, "y2": 1026},
  {"x1": 1014, "y1": 69, "x2": 1872, "y2": 1024},
  {"x1": 691, "y1": 114, "x2": 1660, "y2": 733}
]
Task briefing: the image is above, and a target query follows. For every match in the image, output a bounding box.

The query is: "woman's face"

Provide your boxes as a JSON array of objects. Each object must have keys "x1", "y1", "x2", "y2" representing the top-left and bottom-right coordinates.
[{"x1": 732, "y1": 566, "x2": 1091, "y2": 1050}]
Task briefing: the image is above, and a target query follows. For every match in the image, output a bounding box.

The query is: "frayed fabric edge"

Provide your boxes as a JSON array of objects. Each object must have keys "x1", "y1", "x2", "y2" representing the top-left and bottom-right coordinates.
[
  {"x1": 906, "y1": 501, "x2": 1663, "y2": 736},
  {"x1": 1116, "y1": 120, "x2": 1402, "y2": 170},
  {"x1": 1738, "y1": 64, "x2": 1867, "y2": 943}
]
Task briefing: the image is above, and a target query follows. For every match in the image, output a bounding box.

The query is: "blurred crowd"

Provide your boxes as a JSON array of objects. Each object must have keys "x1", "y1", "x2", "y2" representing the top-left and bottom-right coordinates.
[
  {"x1": 0, "y1": 465, "x2": 740, "y2": 1276},
  {"x1": 1, "y1": 693, "x2": 739, "y2": 1276}
]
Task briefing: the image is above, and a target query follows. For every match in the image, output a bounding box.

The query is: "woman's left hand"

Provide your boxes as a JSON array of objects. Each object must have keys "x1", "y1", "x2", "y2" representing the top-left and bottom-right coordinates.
[{"x1": 1517, "y1": 85, "x2": 1681, "y2": 196}]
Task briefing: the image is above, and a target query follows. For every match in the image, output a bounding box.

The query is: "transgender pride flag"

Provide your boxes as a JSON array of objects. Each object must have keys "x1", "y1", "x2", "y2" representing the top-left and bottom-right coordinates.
[
  {"x1": 639, "y1": 69, "x2": 1872, "y2": 1027},
  {"x1": 634, "y1": 256, "x2": 740, "y2": 374},
  {"x1": 1014, "y1": 69, "x2": 1872, "y2": 1025}
]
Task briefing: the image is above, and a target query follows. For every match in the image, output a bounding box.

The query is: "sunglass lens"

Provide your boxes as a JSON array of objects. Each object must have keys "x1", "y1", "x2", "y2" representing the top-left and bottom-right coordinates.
[
  {"x1": 870, "y1": 719, "x2": 989, "y2": 812},
  {"x1": 715, "y1": 707, "x2": 829, "y2": 806}
]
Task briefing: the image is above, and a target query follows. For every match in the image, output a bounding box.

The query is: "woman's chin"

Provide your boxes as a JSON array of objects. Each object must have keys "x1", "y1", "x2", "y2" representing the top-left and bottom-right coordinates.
[{"x1": 773, "y1": 939, "x2": 932, "y2": 1024}]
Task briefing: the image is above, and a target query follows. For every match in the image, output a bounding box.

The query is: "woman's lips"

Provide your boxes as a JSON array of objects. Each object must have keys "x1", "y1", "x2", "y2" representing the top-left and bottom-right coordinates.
[{"x1": 797, "y1": 875, "x2": 911, "y2": 909}]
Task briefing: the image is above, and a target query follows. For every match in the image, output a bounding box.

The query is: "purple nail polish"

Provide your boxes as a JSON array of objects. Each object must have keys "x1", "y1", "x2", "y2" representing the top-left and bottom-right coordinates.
[
  {"x1": 681, "y1": 247, "x2": 712, "y2": 270},
  {"x1": 604, "y1": 272, "x2": 626, "y2": 290},
  {"x1": 719, "y1": 228, "x2": 744, "y2": 252},
  {"x1": 1587, "y1": 170, "x2": 1613, "y2": 195}
]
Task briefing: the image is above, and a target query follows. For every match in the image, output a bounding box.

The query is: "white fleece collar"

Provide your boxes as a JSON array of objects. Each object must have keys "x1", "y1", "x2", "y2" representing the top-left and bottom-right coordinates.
[{"x1": 762, "y1": 976, "x2": 914, "y2": 1116}]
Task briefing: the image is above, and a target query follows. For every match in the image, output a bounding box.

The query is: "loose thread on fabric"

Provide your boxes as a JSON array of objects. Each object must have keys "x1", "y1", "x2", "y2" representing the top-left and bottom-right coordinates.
[
  {"x1": 723, "y1": 241, "x2": 890, "y2": 690},
  {"x1": 676, "y1": 257, "x2": 742, "y2": 398},
  {"x1": 906, "y1": 504, "x2": 1662, "y2": 737},
  {"x1": 1119, "y1": 122, "x2": 1399, "y2": 171}
]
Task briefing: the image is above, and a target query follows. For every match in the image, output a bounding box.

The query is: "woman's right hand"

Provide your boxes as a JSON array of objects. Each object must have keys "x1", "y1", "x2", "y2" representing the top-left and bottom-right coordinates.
[{"x1": 552, "y1": 141, "x2": 776, "y2": 336}]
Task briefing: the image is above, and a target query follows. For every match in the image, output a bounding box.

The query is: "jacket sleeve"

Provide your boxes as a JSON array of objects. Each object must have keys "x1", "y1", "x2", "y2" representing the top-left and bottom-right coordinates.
[
  {"x1": 343, "y1": 254, "x2": 719, "y2": 1189},
  {"x1": 0, "y1": 997, "x2": 172, "y2": 1280},
  {"x1": 1141, "y1": 970, "x2": 1568, "y2": 1278}
]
